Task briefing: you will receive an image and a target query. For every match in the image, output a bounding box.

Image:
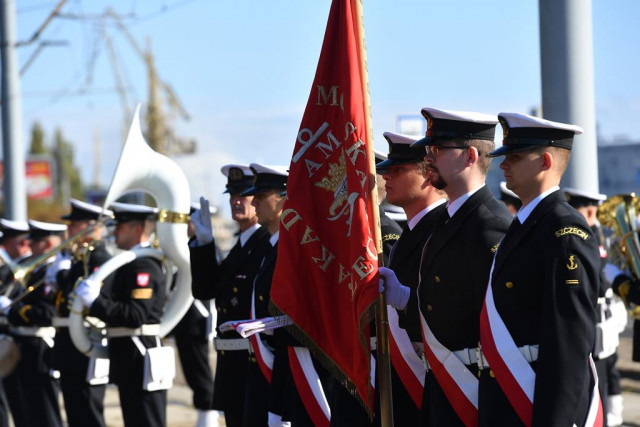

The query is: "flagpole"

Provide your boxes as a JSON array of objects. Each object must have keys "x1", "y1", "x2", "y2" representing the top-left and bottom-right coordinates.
[{"x1": 352, "y1": 0, "x2": 394, "y2": 425}]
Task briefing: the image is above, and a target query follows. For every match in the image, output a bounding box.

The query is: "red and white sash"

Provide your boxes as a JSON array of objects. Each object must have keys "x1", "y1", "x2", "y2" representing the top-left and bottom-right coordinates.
[
  {"x1": 289, "y1": 347, "x2": 330, "y2": 427},
  {"x1": 480, "y1": 257, "x2": 603, "y2": 427},
  {"x1": 387, "y1": 306, "x2": 425, "y2": 408},
  {"x1": 419, "y1": 310, "x2": 479, "y2": 427},
  {"x1": 250, "y1": 289, "x2": 274, "y2": 383}
]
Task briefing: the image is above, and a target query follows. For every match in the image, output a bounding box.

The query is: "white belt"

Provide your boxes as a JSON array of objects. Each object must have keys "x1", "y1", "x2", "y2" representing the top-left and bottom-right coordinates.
[
  {"x1": 10, "y1": 326, "x2": 56, "y2": 339},
  {"x1": 107, "y1": 324, "x2": 160, "y2": 338},
  {"x1": 213, "y1": 337, "x2": 251, "y2": 351},
  {"x1": 370, "y1": 337, "x2": 377, "y2": 350},
  {"x1": 421, "y1": 345, "x2": 539, "y2": 370},
  {"x1": 52, "y1": 317, "x2": 70, "y2": 327}
]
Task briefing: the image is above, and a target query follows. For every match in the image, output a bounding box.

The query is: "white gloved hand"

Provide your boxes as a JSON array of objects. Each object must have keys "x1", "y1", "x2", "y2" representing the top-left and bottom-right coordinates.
[
  {"x1": 75, "y1": 279, "x2": 100, "y2": 308},
  {"x1": 45, "y1": 253, "x2": 72, "y2": 285},
  {"x1": 603, "y1": 263, "x2": 625, "y2": 285},
  {"x1": 378, "y1": 267, "x2": 410, "y2": 310},
  {"x1": 0, "y1": 296, "x2": 12, "y2": 315},
  {"x1": 190, "y1": 196, "x2": 213, "y2": 245}
]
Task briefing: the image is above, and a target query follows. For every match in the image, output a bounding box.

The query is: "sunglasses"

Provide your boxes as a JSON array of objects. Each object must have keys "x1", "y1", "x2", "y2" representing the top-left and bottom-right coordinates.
[{"x1": 425, "y1": 145, "x2": 469, "y2": 156}]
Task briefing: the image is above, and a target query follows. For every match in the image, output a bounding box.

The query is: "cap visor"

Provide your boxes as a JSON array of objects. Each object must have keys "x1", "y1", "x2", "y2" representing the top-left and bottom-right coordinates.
[
  {"x1": 240, "y1": 187, "x2": 258, "y2": 197},
  {"x1": 487, "y1": 144, "x2": 540, "y2": 158},
  {"x1": 410, "y1": 135, "x2": 434, "y2": 148}
]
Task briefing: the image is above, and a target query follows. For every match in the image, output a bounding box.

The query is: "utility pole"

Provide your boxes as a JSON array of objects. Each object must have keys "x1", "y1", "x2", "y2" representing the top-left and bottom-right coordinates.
[
  {"x1": 1, "y1": 0, "x2": 27, "y2": 220},
  {"x1": 539, "y1": 0, "x2": 599, "y2": 192}
]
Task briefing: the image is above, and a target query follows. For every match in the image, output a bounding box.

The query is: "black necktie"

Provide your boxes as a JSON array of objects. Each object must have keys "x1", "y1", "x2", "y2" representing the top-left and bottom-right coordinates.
[
  {"x1": 508, "y1": 217, "x2": 522, "y2": 235},
  {"x1": 501, "y1": 217, "x2": 521, "y2": 249}
]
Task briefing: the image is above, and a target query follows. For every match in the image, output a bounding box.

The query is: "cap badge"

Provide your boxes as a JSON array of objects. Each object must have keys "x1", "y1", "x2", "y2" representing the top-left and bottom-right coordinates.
[{"x1": 228, "y1": 167, "x2": 244, "y2": 181}]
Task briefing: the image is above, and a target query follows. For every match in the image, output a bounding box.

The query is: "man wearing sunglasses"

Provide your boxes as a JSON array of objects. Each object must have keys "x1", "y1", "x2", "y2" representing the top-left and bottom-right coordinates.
[{"x1": 379, "y1": 107, "x2": 511, "y2": 426}]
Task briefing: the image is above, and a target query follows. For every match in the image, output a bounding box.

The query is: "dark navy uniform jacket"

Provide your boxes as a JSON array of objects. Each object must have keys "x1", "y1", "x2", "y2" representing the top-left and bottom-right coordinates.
[
  {"x1": 89, "y1": 255, "x2": 165, "y2": 386},
  {"x1": 391, "y1": 202, "x2": 447, "y2": 342},
  {"x1": 53, "y1": 243, "x2": 112, "y2": 373},
  {"x1": 479, "y1": 190, "x2": 600, "y2": 427},
  {"x1": 189, "y1": 226, "x2": 271, "y2": 414},
  {"x1": 417, "y1": 185, "x2": 511, "y2": 351}
]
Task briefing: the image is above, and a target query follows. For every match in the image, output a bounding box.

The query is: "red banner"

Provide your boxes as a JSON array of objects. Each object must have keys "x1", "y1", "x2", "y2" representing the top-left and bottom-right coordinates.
[
  {"x1": 270, "y1": 0, "x2": 379, "y2": 413},
  {"x1": 0, "y1": 158, "x2": 54, "y2": 200}
]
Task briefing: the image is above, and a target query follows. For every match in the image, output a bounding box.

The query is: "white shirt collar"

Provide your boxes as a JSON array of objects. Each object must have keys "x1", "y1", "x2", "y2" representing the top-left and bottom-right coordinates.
[
  {"x1": 269, "y1": 230, "x2": 280, "y2": 247},
  {"x1": 516, "y1": 186, "x2": 560, "y2": 224},
  {"x1": 447, "y1": 184, "x2": 485, "y2": 218},
  {"x1": 408, "y1": 198, "x2": 447, "y2": 230},
  {"x1": 13, "y1": 252, "x2": 32, "y2": 263},
  {"x1": 240, "y1": 223, "x2": 261, "y2": 247}
]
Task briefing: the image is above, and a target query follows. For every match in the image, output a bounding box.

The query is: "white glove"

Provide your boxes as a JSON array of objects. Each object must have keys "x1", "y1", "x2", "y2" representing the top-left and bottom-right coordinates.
[
  {"x1": 603, "y1": 263, "x2": 625, "y2": 285},
  {"x1": 45, "y1": 253, "x2": 72, "y2": 285},
  {"x1": 0, "y1": 296, "x2": 12, "y2": 315},
  {"x1": 75, "y1": 279, "x2": 100, "y2": 308},
  {"x1": 378, "y1": 267, "x2": 410, "y2": 310},
  {"x1": 190, "y1": 196, "x2": 213, "y2": 245}
]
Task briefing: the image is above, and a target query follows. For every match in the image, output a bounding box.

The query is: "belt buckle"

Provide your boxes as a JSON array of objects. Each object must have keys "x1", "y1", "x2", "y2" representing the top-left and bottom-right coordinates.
[{"x1": 476, "y1": 347, "x2": 485, "y2": 370}]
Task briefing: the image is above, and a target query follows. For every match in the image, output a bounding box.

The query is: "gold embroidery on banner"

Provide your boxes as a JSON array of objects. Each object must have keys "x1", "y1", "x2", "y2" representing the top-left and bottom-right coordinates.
[{"x1": 555, "y1": 227, "x2": 589, "y2": 240}]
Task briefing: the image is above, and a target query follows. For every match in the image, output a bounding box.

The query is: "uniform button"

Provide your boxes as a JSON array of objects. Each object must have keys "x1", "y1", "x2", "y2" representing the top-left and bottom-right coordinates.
[
  {"x1": 505, "y1": 281, "x2": 514, "y2": 289},
  {"x1": 220, "y1": 350, "x2": 225, "y2": 356},
  {"x1": 217, "y1": 307, "x2": 221, "y2": 312},
  {"x1": 477, "y1": 370, "x2": 482, "y2": 378},
  {"x1": 223, "y1": 308, "x2": 228, "y2": 314},
  {"x1": 251, "y1": 357, "x2": 257, "y2": 363},
  {"x1": 27, "y1": 286, "x2": 34, "y2": 292},
  {"x1": 489, "y1": 370, "x2": 495, "y2": 378},
  {"x1": 434, "y1": 276, "x2": 440, "y2": 283},
  {"x1": 426, "y1": 304, "x2": 433, "y2": 311},
  {"x1": 259, "y1": 295, "x2": 264, "y2": 301},
  {"x1": 233, "y1": 287, "x2": 238, "y2": 293}
]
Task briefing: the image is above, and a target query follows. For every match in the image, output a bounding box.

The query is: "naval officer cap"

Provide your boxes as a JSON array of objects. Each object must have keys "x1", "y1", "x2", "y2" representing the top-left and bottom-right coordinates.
[
  {"x1": 0, "y1": 219, "x2": 30, "y2": 240},
  {"x1": 563, "y1": 187, "x2": 606, "y2": 208},
  {"x1": 241, "y1": 164, "x2": 289, "y2": 197},
  {"x1": 110, "y1": 202, "x2": 158, "y2": 223},
  {"x1": 221, "y1": 164, "x2": 255, "y2": 194},
  {"x1": 412, "y1": 107, "x2": 499, "y2": 147},
  {"x1": 488, "y1": 113, "x2": 583, "y2": 157},
  {"x1": 61, "y1": 198, "x2": 113, "y2": 221},
  {"x1": 28, "y1": 220, "x2": 67, "y2": 240},
  {"x1": 376, "y1": 132, "x2": 425, "y2": 173}
]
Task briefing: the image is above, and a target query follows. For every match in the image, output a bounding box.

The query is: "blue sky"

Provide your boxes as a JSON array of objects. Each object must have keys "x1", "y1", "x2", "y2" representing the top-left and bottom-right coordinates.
[{"x1": 10, "y1": 0, "x2": 640, "y2": 209}]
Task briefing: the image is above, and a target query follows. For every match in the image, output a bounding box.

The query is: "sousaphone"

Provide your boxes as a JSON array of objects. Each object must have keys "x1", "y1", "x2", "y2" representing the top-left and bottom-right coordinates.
[{"x1": 69, "y1": 104, "x2": 193, "y2": 358}]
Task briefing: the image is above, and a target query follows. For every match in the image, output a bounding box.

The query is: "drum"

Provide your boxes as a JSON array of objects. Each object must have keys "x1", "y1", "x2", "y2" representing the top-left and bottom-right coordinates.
[{"x1": 0, "y1": 334, "x2": 20, "y2": 377}]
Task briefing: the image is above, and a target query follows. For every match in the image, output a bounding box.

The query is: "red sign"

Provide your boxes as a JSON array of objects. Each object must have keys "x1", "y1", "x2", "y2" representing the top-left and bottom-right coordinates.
[{"x1": 0, "y1": 157, "x2": 54, "y2": 200}]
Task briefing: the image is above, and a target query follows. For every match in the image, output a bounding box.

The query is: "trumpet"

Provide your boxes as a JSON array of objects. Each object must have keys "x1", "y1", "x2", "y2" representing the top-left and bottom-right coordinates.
[{"x1": 8, "y1": 217, "x2": 111, "y2": 289}]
